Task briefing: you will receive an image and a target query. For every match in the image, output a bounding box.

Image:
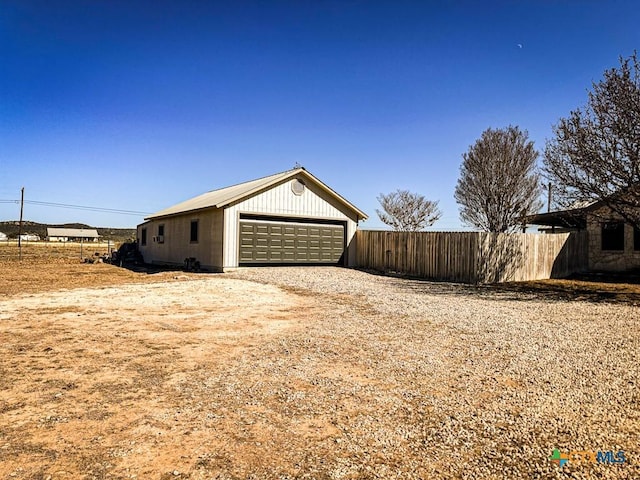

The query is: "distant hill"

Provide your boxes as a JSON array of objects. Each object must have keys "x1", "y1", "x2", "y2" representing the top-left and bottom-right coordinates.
[{"x1": 0, "y1": 221, "x2": 136, "y2": 242}]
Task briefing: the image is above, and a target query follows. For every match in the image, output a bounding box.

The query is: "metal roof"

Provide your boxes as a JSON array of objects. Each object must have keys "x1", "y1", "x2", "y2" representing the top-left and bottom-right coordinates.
[
  {"x1": 47, "y1": 228, "x2": 100, "y2": 237},
  {"x1": 525, "y1": 200, "x2": 599, "y2": 229},
  {"x1": 146, "y1": 167, "x2": 368, "y2": 221}
]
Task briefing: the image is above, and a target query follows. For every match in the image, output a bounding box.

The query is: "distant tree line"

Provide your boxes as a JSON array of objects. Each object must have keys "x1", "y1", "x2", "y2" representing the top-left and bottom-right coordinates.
[{"x1": 0, "y1": 221, "x2": 135, "y2": 242}]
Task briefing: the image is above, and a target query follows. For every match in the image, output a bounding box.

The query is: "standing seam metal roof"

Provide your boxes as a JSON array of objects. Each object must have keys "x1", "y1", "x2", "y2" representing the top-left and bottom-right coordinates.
[
  {"x1": 145, "y1": 168, "x2": 368, "y2": 220},
  {"x1": 47, "y1": 228, "x2": 100, "y2": 237}
]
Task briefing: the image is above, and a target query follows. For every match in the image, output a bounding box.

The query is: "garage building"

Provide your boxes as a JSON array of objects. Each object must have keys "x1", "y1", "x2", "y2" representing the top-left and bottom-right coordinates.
[{"x1": 137, "y1": 167, "x2": 367, "y2": 271}]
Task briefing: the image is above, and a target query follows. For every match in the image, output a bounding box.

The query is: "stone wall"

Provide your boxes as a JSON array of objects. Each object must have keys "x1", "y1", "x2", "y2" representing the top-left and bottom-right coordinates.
[{"x1": 587, "y1": 208, "x2": 640, "y2": 271}]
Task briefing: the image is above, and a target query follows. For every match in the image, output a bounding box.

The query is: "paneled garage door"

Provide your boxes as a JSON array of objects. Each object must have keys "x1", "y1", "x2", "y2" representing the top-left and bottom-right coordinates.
[{"x1": 239, "y1": 220, "x2": 345, "y2": 264}]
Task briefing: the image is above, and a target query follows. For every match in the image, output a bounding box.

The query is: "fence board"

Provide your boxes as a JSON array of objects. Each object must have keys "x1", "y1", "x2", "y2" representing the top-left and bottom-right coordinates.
[{"x1": 356, "y1": 230, "x2": 588, "y2": 284}]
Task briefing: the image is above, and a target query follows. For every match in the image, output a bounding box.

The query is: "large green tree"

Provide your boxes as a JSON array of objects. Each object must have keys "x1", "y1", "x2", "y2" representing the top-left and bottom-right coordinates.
[
  {"x1": 455, "y1": 126, "x2": 542, "y2": 232},
  {"x1": 543, "y1": 52, "x2": 640, "y2": 227}
]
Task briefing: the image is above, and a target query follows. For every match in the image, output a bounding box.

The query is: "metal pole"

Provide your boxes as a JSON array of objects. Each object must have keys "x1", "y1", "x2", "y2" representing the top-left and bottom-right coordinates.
[
  {"x1": 18, "y1": 187, "x2": 24, "y2": 261},
  {"x1": 80, "y1": 228, "x2": 83, "y2": 259}
]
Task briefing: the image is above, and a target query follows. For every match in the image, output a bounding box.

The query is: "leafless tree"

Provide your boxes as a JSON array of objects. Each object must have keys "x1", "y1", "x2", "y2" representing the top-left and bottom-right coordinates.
[
  {"x1": 455, "y1": 126, "x2": 542, "y2": 232},
  {"x1": 543, "y1": 52, "x2": 640, "y2": 227},
  {"x1": 376, "y1": 189, "x2": 442, "y2": 231}
]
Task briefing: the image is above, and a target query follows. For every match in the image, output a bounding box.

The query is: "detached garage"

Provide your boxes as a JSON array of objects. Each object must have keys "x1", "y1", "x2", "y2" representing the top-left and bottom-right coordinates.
[{"x1": 137, "y1": 167, "x2": 367, "y2": 271}]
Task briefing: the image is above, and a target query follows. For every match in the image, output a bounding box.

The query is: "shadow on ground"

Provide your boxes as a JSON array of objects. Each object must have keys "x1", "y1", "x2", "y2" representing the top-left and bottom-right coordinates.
[
  {"x1": 113, "y1": 262, "x2": 219, "y2": 275},
  {"x1": 359, "y1": 268, "x2": 640, "y2": 306}
]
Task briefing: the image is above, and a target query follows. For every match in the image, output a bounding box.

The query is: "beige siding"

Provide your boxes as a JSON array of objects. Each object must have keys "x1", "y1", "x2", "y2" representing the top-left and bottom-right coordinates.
[
  {"x1": 138, "y1": 208, "x2": 224, "y2": 271},
  {"x1": 223, "y1": 177, "x2": 359, "y2": 268}
]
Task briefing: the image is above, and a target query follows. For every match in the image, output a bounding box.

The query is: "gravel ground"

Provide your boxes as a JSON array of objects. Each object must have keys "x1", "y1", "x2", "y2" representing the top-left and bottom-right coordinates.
[
  {"x1": 226, "y1": 267, "x2": 640, "y2": 479},
  {"x1": 2, "y1": 264, "x2": 638, "y2": 479}
]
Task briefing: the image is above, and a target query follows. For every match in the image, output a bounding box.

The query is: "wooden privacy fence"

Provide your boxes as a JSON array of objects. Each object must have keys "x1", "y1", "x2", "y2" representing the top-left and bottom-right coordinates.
[{"x1": 355, "y1": 230, "x2": 589, "y2": 284}]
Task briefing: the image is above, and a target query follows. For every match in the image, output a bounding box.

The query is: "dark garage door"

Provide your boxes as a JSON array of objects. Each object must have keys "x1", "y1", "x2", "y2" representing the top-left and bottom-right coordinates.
[{"x1": 239, "y1": 220, "x2": 345, "y2": 264}]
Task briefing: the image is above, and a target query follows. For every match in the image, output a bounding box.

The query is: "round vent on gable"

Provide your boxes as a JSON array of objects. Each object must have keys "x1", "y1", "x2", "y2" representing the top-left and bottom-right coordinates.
[{"x1": 291, "y1": 179, "x2": 306, "y2": 196}]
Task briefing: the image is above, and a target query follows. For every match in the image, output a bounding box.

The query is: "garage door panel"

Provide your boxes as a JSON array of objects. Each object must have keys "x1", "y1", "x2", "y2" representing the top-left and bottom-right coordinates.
[
  {"x1": 269, "y1": 250, "x2": 283, "y2": 261},
  {"x1": 254, "y1": 250, "x2": 268, "y2": 261},
  {"x1": 239, "y1": 220, "x2": 344, "y2": 265},
  {"x1": 308, "y1": 251, "x2": 321, "y2": 261},
  {"x1": 239, "y1": 250, "x2": 254, "y2": 261},
  {"x1": 240, "y1": 237, "x2": 254, "y2": 247},
  {"x1": 240, "y1": 223, "x2": 255, "y2": 234},
  {"x1": 321, "y1": 252, "x2": 334, "y2": 261}
]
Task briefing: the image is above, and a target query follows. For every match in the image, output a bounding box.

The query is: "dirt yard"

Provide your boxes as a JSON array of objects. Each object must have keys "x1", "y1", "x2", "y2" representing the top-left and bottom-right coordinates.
[{"x1": 1, "y1": 261, "x2": 638, "y2": 479}]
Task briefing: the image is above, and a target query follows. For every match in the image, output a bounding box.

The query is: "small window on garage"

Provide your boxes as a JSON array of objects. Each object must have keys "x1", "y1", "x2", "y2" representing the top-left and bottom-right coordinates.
[
  {"x1": 190, "y1": 220, "x2": 199, "y2": 243},
  {"x1": 601, "y1": 222, "x2": 624, "y2": 251},
  {"x1": 140, "y1": 228, "x2": 147, "y2": 246},
  {"x1": 634, "y1": 226, "x2": 640, "y2": 251},
  {"x1": 157, "y1": 224, "x2": 164, "y2": 243}
]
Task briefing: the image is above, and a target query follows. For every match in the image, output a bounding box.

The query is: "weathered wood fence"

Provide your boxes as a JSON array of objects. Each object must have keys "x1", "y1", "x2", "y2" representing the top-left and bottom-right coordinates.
[{"x1": 356, "y1": 230, "x2": 589, "y2": 283}]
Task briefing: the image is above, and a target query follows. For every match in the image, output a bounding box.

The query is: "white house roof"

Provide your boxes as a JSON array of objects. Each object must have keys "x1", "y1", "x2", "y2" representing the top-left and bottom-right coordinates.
[
  {"x1": 47, "y1": 228, "x2": 100, "y2": 238},
  {"x1": 146, "y1": 168, "x2": 368, "y2": 220}
]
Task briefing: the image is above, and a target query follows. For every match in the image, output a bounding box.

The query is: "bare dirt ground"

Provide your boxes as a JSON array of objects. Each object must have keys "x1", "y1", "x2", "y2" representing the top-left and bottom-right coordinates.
[{"x1": 1, "y1": 260, "x2": 639, "y2": 479}]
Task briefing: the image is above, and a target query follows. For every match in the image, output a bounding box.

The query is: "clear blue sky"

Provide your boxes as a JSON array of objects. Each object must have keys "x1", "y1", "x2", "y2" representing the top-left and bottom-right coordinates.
[{"x1": 1, "y1": 1, "x2": 638, "y2": 229}]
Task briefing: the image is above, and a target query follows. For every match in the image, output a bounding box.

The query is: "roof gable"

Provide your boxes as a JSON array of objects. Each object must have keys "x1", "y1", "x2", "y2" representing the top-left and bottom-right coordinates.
[{"x1": 146, "y1": 168, "x2": 368, "y2": 220}]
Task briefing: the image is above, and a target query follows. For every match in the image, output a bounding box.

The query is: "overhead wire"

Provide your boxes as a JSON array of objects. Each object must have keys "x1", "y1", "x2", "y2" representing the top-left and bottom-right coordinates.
[{"x1": 0, "y1": 199, "x2": 151, "y2": 216}]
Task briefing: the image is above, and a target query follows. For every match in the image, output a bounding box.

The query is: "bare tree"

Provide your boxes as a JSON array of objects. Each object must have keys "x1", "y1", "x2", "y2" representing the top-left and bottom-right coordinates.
[
  {"x1": 455, "y1": 126, "x2": 542, "y2": 232},
  {"x1": 376, "y1": 189, "x2": 442, "y2": 231},
  {"x1": 543, "y1": 52, "x2": 640, "y2": 227}
]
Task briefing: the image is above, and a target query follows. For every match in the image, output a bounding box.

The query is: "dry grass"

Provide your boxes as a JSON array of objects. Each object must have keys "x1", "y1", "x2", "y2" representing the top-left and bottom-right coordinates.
[
  {"x1": 0, "y1": 256, "x2": 180, "y2": 297},
  {"x1": 0, "y1": 241, "x2": 114, "y2": 260},
  {"x1": 0, "y1": 242, "x2": 182, "y2": 297}
]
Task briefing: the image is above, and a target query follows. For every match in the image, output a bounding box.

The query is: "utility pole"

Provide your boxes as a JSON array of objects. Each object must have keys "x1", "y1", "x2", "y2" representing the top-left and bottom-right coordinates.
[
  {"x1": 18, "y1": 187, "x2": 24, "y2": 261},
  {"x1": 548, "y1": 183, "x2": 555, "y2": 233}
]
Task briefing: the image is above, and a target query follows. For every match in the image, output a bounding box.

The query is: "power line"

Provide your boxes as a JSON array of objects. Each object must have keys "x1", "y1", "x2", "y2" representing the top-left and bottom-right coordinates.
[{"x1": 0, "y1": 199, "x2": 151, "y2": 216}]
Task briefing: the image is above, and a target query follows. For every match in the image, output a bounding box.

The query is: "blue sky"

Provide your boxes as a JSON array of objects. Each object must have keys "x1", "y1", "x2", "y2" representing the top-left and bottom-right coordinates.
[{"x1": 1, "y1": 1, "x2": 639, "y2": 229}]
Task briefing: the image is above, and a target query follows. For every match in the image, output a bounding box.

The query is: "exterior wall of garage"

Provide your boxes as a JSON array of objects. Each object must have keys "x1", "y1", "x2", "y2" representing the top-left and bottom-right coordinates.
[
  {"x1": 137, "y1": 208, "x2": 224, "y2": 271},
  {"x1": 223, "y1": 176, "x2": 359, "y2": 269}
]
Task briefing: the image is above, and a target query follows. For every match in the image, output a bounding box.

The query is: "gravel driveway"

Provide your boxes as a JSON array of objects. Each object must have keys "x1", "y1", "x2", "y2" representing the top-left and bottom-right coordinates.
[
  {"x1": 228, "y1": 267, "x2": 639, "y2": 479},
  {"x1": 2, "y1": 264, "x2": 637, "y2": 479}
]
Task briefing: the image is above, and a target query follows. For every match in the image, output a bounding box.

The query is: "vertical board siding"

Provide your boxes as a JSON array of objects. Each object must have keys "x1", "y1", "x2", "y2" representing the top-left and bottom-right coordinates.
[
  {"x1": 356, "y1": 230, "x2": 588, "y2": 284},
  {"x1": 224, "y1": 178, "x2": 359, "y2": 268}
]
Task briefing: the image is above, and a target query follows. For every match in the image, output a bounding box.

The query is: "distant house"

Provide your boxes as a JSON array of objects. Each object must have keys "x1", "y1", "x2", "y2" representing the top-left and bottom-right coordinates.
[
  {"x1": 47, "y1": 228, "x2": 100, "y2": 242},
  {"x1": 19, "y1": 234, "x2": 41, "y2": 242},
  {"x1": 0, "y1": 232, "x2": 7, "y2": 241},
  {"x1": 137, "y1": 167, "x2": 367, "y2": 271},
  {"x1": 527, "y1": 200, "x2": 640, "y2": 272}
]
